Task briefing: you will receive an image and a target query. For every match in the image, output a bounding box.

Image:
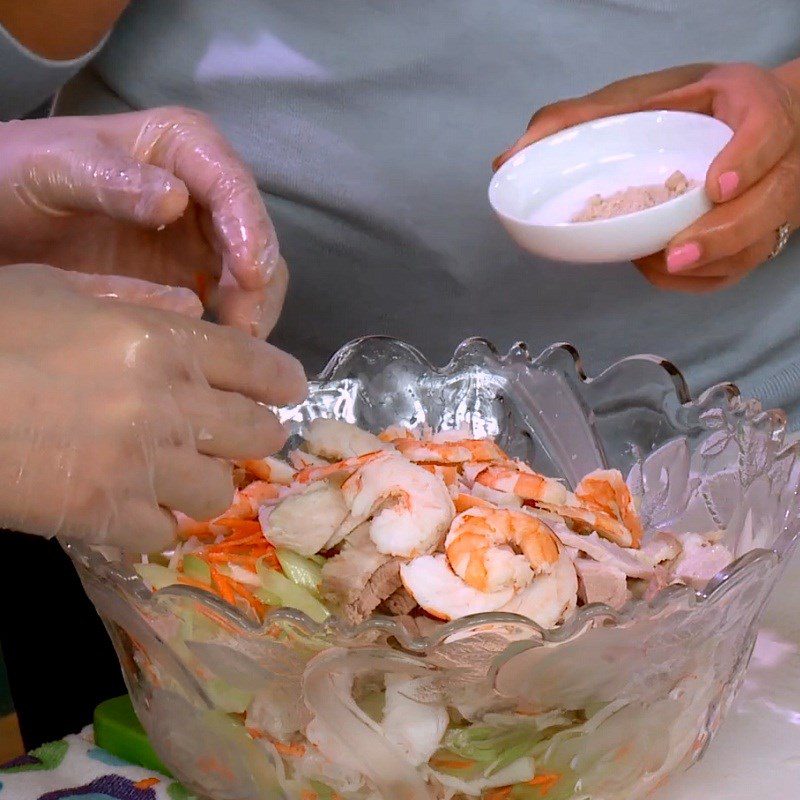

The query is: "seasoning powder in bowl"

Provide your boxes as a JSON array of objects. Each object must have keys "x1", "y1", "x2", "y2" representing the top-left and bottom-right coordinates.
[{"x1": 571, "y1": 171, "x2": 700, "y2": 223}]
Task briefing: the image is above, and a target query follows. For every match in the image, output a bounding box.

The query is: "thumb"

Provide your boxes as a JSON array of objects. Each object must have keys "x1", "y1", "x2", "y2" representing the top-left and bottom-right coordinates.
[
  {"x1": 492, "y1": 66, "x2": 717, "y2": 172},
  {"x1": 216, "y1": 256, "x2": 289, "y2": 338},
  {"x1": 63, "y1": 272, "x2": 204, "y2": 318},
  {"x1": 493, "y1": 99, "x2": 621, "y2": 171},
  {"x1": 16, "y1": 141, "x2": 190, "y2": 228}
]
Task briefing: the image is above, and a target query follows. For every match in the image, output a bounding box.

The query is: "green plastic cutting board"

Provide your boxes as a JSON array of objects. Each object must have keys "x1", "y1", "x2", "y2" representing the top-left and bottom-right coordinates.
[{"x1": 94, "y1": 695, "x2": 172, "y2": 777}]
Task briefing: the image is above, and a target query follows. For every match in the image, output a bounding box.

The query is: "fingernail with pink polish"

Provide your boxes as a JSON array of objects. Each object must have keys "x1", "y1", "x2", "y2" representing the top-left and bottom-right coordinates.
[
  {"x1": 667, "y1": 242, "x2": 701, "y2": 273},
  {"x1": 718, "y1": 171, "x2": 739, "y2": 201}
]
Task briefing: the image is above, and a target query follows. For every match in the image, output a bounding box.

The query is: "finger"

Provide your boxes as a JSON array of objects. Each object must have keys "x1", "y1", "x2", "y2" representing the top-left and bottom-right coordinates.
[
  {"x1": 493, "y1": 99, "x2": 613, "y2": 170},
  {"x1": 636, "y1": 263, "x2": 737, "y2": 293},
  {"x1": 636, "y1": 235, "x2": 771, "y2": 279},
  {"x1": 131, "y1": 108, "x2": 278, "y2": 292},
  {"x1": 175, "y1": 384, "x2": 288, "y2": 459},
  {"x1": 16, "y1": 142, "x2": 189, "y2": 227},
  {"x1": 131, "y1": 305, "x2": 308, "y2": 405},
  {"x1": 154, "y1": 447, "x2": 234, "y2": 521},
  {"x1": 642, "y1": 72, "x2": 797, "y2": 202},
  {"x1": 493, "y1": 64, "x2": 717, "y2": 171},
  {"x1": 659, "y1": 155, "x2": 800, "y2": 272},
  {"x1": 105, "y1": 501, "x2": 177, "y2": 553},
  {"x1": 216, "y1": 256, "x2": 289, "y2": 338},
  {"x1": 63, "y1": 272, "x2": 204, "y2": 318}
]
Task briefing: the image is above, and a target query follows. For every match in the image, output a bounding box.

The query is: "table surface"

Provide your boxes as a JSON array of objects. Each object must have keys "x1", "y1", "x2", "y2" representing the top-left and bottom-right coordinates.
[{"x1": 656, "y1": 547, "x2": 800, "y2": 799}]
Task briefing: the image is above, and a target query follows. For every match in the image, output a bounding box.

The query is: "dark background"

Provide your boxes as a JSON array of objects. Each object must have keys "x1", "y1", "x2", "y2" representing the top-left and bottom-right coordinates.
[{"x1": 0, "y1": 532, "x2": 126, "y2": 748}]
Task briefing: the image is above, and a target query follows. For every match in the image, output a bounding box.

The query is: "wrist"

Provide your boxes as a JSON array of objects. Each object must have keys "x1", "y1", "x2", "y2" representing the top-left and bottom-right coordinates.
[{"x1": 772, "y1": 59, "x2": 800, "y2": 98}]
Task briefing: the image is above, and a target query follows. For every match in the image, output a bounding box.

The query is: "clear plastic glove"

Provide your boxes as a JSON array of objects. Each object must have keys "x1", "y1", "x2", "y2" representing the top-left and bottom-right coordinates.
[
  {"x1": 0, "y1": 108, "x2": 285, "y2": 336},
  {"x1": 0, "y1": 263, "x2": 307, "y2": 551}
]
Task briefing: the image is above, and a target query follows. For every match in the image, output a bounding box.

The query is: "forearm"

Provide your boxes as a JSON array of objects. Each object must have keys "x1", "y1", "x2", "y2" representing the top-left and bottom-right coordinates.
[
  {"x1": 0, "y1": 0, "x2": 129, "y2": 60},
  {"x1": 772, "y1": 57, "x2": 800, "y2": 95}
]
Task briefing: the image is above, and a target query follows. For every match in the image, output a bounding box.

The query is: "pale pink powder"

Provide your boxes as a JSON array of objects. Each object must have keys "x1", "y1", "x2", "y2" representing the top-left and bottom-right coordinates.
[{"x1": 571, "y1": 170, "x2": 699, "y2": 223}]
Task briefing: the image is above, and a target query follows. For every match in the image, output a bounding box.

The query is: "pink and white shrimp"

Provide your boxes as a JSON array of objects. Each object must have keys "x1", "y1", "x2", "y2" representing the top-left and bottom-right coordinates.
[
  {"x1": 341, "y1": 453, "x2": 455, "y2": 558},
  {"x1": 574, "y1": 468, "x2": 643, "y2": 547}
]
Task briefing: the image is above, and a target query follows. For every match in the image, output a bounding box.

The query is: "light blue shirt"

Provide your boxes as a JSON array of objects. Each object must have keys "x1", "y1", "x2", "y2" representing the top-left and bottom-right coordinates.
[
  {"x1": 15, "y1": 2, "x2": 800, "y2": 421},
  {"x1": 0, "y1": 24, "x2": 104, "y2": 119}
]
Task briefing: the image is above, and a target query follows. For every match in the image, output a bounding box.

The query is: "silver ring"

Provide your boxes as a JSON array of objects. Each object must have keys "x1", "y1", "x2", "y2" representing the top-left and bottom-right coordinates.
[{"x1": 769, "y1": 223, "x2": 792, "y2": 260}]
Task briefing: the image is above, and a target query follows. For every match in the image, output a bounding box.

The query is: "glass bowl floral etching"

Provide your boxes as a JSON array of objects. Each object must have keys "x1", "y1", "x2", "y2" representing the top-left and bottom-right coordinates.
[{"x1": 65, "y1": 337, "x2": 800, "y2": 800}]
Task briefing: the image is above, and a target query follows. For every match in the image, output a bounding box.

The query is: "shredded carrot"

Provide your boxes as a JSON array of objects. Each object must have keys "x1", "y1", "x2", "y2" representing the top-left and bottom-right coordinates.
[
  {"x1": 210, "y1": 567, "x2": 236, "y2": 604},
  {"x1": 484, "y1": 787, "x2": 513, "y2": 800},
  {"x1": 176, "y1": 521, "x2": 214, "y2": 541},
  {"x1": 246, "y1": 726, "x2": 267, "y2": 739},
  {"x1": 430, "y1": 756, "x2": 476, "y2": 770},
  {"x1": 205, "y1": 544, "x2": 270, "y2": 556},
  {"x1": 205, "y1": 534, "x2": 267, "y2": 552},
  {"x1": 270, "y1": 739, "x2": 306, "y2": 757},
  {"x1": 177, "y1": 575, "x2": 214, "y2": 592},
  {"x1": 204, "y1": 547, "x2": 279, "y2": 571},
  {"x1": 528, "y1": 773, "x2": 561, "y2": 797},
  {"x1": 300, "y1": 791, "x2": 318, "y2": 800},
  {"x1": 454, "y1": 493, "x2": 494, "y2": 513},
  {"x1": 134, "y1": 777, "x2": 160, "y2": 790},
  {"x1": 210, "y1": 519, "x2": 263, "y2": 536},
  {"x1": 205, "y1": 553, "x2": 259, "y2": 570},
  {"x1": 229, "y1": 580, "x2": 267, "y2": 618},
  {"x1": 195, "y1": 604, "x2": 241, "y2": 633}
]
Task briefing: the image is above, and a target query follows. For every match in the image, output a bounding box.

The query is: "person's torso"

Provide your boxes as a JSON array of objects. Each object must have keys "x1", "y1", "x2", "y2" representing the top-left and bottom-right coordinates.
[{"x1": 58, "y1": 0, "x2": 800, "y2": 420}]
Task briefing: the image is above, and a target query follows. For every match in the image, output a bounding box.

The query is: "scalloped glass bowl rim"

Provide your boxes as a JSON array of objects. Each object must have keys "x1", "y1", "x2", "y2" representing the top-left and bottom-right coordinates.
[{"x1": 70, "y1": 335, "x2": 800, "y2": 648}]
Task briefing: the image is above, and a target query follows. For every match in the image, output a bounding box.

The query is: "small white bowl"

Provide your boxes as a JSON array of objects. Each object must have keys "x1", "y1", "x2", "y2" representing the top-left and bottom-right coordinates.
[{"x1": 488, "y1": 111, "x2": 733, "y2": 263}]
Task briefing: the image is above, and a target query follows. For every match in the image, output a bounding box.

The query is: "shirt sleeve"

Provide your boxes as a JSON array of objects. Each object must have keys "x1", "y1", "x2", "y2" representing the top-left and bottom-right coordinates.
[{"x1": 0, "y1": 23, "x2": 109, "y2": 121}]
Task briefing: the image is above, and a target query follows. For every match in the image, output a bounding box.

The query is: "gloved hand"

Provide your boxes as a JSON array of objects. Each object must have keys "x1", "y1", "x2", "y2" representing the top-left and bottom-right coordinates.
[
  {"x1": 0, "y1": 263, "x2": 307, "y2": 551},
  {"x1": 0, "y1": 108, "x2": 285, "y2": 337}
]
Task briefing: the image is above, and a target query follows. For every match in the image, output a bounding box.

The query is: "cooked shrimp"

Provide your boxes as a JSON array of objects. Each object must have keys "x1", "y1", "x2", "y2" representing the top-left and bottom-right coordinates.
[
  {"x1": 305, "y1": 418, "x2": 391, "y2": 461},
  {"x1": 226, "y1": 481, "x2": 282, "y2": 519},
  {"x1": 400, "y1": 546, "x2": 576, "y2": 627},
  {"x1": 174, "y1": 511, "x2": 212, "y2": 540},
  {"x1": 341, "y1": 453, "x2": 455, "y2": 558},
  {"x1": 536, "y1": 501, "x2": 635, "y2": 548},
  {"x1": 236, "y1": 457, "x2": 295, "y2": 485},
  {"x1": 419, "y1": 463, "x2": 459, "y2": 487},
  {"x1": 474, "y1": 463, "x2": 568, "y2": 504},
  {"x1": 295, "y1": 451, "x2": 387, "y2": 484},
  {"x1": 575, "y1": 468, "x2": 643, "y2": 546},
  {"x1": 500, "y1": 550, "x2": 578, "y2": 629},
  {"x1": 453, "y1": 493, "x2": 494, "y2": 513},
  {"x1": 378, "y1": 425, "x2": 416, "y2": 443},
  {"x1": 392, "y1": 437, "x2": 507, "y2": 465},
  {"x1": 399, "y1": 554, "x2": 514, "y2": 619},
  {"x1": 288, "y1": 449, "x2": 328, "y2": 471},
  {"x1": 445, "y1": 508, "x2": 559, "y2": 592}
]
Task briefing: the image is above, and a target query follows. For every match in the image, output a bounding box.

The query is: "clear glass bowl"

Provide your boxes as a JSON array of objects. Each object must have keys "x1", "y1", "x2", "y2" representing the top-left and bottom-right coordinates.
[{"x1": 65, "y1": 337, "x2": 800, "y2": 800}]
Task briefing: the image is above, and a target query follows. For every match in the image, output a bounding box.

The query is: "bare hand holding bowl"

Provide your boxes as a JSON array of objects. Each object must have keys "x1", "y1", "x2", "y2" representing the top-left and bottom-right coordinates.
[{"x1": 488, "y1": 111, "x2": 732, "y2": 263}]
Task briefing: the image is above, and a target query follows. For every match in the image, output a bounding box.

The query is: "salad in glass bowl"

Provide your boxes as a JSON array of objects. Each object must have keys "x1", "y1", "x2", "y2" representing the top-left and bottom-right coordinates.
[{"x1": 65, "y1": 337, "x2": 800, "y2": 800}]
